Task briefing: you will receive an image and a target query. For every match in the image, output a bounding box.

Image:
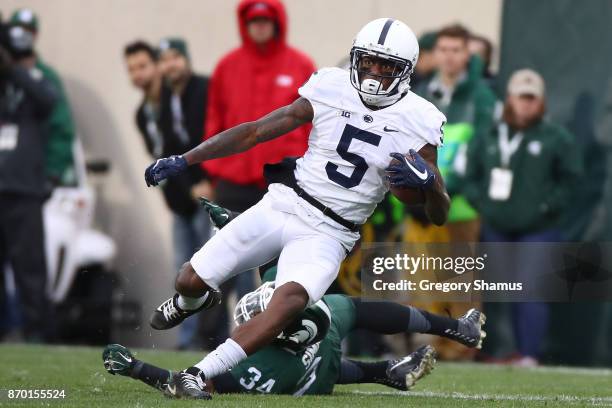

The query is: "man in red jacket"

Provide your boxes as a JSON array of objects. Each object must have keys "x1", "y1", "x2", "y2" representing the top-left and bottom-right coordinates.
[
  {"x1": 201, "y1": 0, "x2": 315, "y2": 306},
  {"x1": 204, "y1": 0, "x2": 315, "y2": 213}
]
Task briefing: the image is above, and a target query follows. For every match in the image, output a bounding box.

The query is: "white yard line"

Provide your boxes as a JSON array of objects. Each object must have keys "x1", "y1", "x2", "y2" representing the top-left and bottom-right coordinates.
[
  {"x1": 351, "y1": 390, "x2": 612, "y2": 405},
  {"x1": 441, "y1": 362, "x2": 612, "y2": 377}
]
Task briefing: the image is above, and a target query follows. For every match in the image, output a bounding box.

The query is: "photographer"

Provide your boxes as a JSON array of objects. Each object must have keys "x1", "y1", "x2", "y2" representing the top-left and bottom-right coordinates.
[
  {"x1": 0, "y1": 22, "x2": 57, "y2": 341},
  {"x1": 10, "y1": 8, "x2": 77, "y2": 187}
]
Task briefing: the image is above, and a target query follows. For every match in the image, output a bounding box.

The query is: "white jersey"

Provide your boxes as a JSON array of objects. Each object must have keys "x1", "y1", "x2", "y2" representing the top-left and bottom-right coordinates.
[
  {"x1": 268, "y1": 67, "x2": 445, "y2": 248},
  {"x1": 191, "y1": 68, "x2": 446, "y2": 302}
]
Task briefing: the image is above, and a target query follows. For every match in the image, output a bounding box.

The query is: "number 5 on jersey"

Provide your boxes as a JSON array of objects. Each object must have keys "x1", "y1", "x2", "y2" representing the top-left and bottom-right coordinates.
[{"x1": 326, "y1": 124, "x2": 381, "y2": 188}]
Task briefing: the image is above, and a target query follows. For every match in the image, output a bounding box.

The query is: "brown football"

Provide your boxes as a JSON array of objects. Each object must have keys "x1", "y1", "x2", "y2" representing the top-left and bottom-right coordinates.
[{"x1": 388, "y1": 156, "x2": 426, "y2": 206}]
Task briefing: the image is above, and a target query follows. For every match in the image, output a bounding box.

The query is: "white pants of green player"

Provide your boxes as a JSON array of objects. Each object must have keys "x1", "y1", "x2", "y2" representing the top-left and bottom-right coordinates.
[{"x1": 190, "y1": 192, "x2": 347, "y2": 305}]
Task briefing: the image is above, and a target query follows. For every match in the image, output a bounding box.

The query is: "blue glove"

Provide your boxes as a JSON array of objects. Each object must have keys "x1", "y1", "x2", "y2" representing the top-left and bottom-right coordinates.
[
  {"x1": 385, "y1": 150, "x2": 435, "y2": 190},
  {"x1": 144, "y1": 155, "x2": 188, "y2": 187}
]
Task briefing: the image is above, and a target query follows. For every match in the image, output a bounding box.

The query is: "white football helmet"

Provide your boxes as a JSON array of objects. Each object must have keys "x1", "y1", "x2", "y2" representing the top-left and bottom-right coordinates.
[
  {"x1": 233, "y1": 281, "x2": 274, "y2": 325},
  {"x1": 350, "y1": 18, "x2": 419, "y2": 107},
  {"x1": 233, "y1": 281, "x2": 331, "y2": 351}
]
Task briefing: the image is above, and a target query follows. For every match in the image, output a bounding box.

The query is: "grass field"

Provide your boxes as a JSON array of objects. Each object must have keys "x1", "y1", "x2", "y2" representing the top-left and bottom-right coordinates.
[{"x1": 1, "y1": 344, "x2": 611, "y2": 407}]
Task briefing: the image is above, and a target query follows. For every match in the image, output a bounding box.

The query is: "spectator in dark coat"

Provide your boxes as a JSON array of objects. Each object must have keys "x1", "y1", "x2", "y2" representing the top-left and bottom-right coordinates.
[
  {"x1": 124, "y1": 40, "x2": 164, "y2": 158},
  {"x1": 0, "y1": 23, "x2": 57, "y2": 342},
  {"x1": 464, "y1": 69, "x2": 582, "y2": 366}
]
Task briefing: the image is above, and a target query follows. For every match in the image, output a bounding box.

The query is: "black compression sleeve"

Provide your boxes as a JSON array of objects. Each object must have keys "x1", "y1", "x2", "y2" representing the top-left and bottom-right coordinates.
[
  {"x1": 351, "y1": 297, "x2": 458, "y2": 335},
  {"x1": 130, "y1": 361, "x2": 172, "y2": 391},
  {"x1": 337, "y1": 359, "x2": 388, "y2": 384},
  {"x1": 351, "y1": 298, "x2": 414, "y2": 333}
]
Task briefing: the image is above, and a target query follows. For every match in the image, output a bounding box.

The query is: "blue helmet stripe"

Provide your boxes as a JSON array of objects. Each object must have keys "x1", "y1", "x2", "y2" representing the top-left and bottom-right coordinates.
[{"x1": 377, "y1": 18, "x2": 395, "y2": 45}]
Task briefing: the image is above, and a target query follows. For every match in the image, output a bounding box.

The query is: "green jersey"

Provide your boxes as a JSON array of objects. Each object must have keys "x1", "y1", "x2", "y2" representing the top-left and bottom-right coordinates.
[{"x1": 229, "y1": 294, "x2": 356, "y2": 395}]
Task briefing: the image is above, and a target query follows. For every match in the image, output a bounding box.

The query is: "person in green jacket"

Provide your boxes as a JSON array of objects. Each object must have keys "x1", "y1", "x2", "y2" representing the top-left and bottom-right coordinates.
[
  {"x1": 10, "y1": 8, "x2": 76, "y2": 187},
  {"x1": 413, "y1": 24, "x2": 497, "y2": 243},
  {"x1": 464, "y1": 69, "x2": 583, "y2": 365},
  {"x1": 410, "y1": 30, "x2": 437, "y2": 89}
]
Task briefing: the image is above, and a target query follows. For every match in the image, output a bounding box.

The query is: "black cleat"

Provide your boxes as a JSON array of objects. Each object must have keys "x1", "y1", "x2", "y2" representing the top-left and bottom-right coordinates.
[
  {"x1": 444, "y1": 308, "x2": 487, "y2": 349},
  {"x1": 150, "y1": 291, "x2": 221, "y2": 330},
  {"x1": 384, "y1": 345, "x2": 436, "y2": 391},
  {"x1": 163, "y1": 367, "x2": 211, "y2": 399}
]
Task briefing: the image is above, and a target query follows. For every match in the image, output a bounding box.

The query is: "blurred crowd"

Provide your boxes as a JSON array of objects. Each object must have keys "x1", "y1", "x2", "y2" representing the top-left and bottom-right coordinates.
[{"x1": 0, "y1": 0, "x2": 585, "y2": 367}]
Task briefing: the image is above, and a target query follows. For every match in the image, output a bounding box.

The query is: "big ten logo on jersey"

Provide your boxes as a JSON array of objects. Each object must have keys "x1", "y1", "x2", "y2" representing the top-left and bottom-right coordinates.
[{"x1": 339, "y1": 110, "x2": 351, "y2": 119}]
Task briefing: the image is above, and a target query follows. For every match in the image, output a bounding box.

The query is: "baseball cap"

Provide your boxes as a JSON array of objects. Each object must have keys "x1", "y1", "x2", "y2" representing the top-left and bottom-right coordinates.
[
  {"x1": 245, "y1": 2, "x2": 275, "y2": 21},
  {"x1": 507, "y1": 69, "x2": 545, "y2": 97},
  {"x1": 158, "y1": 37, "x2": 190, "y2": 61},
  {"x1": 10, "y1": 8, "x2": 39, "y2": 33}
]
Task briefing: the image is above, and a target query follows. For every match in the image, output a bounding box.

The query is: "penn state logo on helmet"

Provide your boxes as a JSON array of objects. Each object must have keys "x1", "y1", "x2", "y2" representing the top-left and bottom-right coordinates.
[{"x1": 350, "y1": 18, "x2": 419, "y2": 107}]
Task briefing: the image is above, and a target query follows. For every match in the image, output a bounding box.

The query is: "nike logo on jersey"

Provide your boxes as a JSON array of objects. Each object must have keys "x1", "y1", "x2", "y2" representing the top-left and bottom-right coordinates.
[{"x1": 383, "y1": 126, "x2": 398, "y2": 132}]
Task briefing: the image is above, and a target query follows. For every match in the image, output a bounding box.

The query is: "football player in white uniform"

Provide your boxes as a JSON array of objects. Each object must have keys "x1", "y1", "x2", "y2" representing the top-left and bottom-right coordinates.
[{"x1": 143, "y1": 18, "x2": 450, "y2": 396}]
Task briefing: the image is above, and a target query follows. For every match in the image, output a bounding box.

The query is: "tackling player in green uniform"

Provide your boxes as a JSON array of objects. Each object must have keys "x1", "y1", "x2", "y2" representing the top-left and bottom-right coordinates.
[
  {"x1": 103, "y1": 292, "x2": 440, "y2": 397},
  {"x1": 101, "y1": 200, "x2": 486, "y2": 399}
]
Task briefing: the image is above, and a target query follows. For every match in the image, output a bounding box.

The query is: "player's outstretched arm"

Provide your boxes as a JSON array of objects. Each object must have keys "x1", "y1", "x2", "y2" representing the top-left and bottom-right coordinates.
[
  {"x1": 144, "y1": 98, "x2": 313, "y2": 187},
  {"x1": 418, "y1": 144, "x2": 450, "y2": 226},
  {"x1": 184, "y1": 97, "x2": 313, "y2": 165}
]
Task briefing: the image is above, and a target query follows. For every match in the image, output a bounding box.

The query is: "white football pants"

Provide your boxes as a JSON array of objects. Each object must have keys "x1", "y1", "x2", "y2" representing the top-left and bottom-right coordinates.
[{"x1": 190, "y1": 193, "x2": 347, "y2": 304}]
